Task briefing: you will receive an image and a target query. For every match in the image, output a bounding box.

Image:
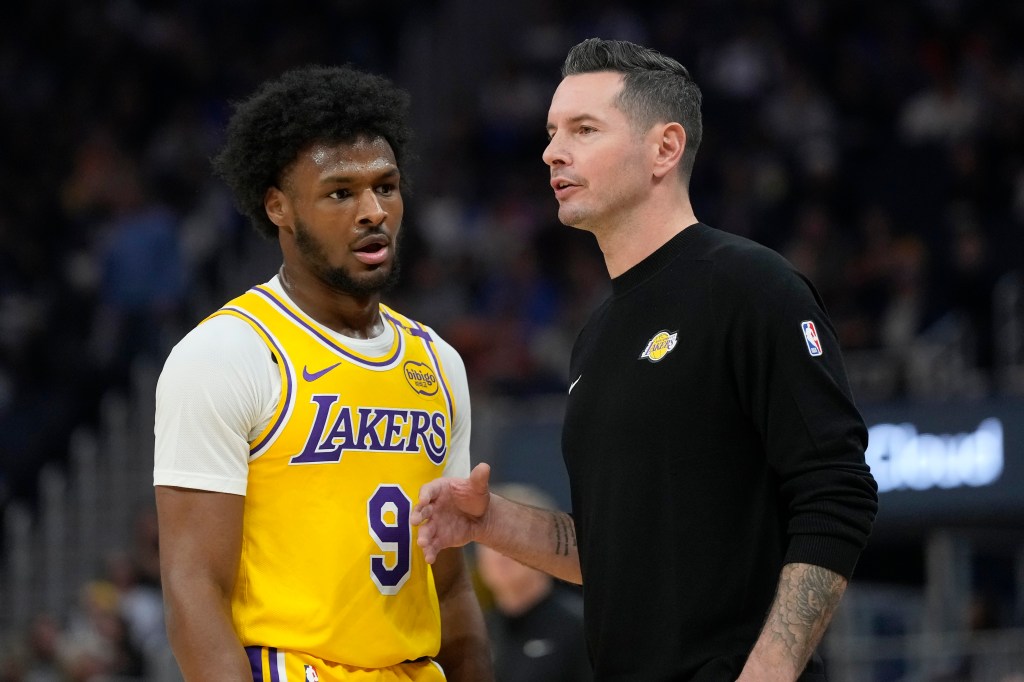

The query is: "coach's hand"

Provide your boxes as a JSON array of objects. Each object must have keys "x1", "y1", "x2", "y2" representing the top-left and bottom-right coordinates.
[{"x1": 412, "y1": 463, "x2": 493, "y2": 564}]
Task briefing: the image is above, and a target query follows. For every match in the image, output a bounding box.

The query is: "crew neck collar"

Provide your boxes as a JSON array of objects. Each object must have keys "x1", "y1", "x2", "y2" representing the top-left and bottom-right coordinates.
[{"x1": 610, "y1": 222, "x2": 706, "y2": 296}]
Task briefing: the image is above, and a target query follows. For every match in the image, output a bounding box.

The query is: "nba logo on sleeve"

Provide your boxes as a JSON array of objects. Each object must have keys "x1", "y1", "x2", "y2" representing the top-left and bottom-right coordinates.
[{"x1": 801, "y1": 320, "x2": 823, "y2": 356}]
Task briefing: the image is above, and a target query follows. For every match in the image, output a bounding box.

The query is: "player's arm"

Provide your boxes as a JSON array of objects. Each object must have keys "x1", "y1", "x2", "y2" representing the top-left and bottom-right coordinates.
[
  {"x1": 153, "y1": 317, "x2": 269, "y2": 680},
  {"x1": 412, "y1": 463, "x2": 582, "y2": 584},
  {"x1": 156, "y1": 486, "x2": 251, "y2": 681},
  {"x1": 737, "y1": 562, "x2": 847, "y2": 681},
  {"x1": 431, "y1": 547, "x2": 493, "y2": 682}
]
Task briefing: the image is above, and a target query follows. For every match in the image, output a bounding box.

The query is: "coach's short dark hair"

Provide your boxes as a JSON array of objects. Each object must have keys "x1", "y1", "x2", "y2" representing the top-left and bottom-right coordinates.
[
  {"x1": 213, "y1": 65, "x2": 412, "y2": 239},
  {"x1": 562, "y1": 38, "x2": 703, "y2": 182}
]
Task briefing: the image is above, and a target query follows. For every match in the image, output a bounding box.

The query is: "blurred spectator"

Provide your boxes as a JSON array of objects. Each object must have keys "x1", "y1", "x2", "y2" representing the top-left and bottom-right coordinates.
[
  {"x1": 88, "y1": 163, "x2": 186, "y2": 386},
  {"x1": 878, "y1": 235, "x2": 933, "y2": 356},
  {"x1": 900, "y1": 62, "x2": 982, "y2": 144},
  {"x1": 781, "y1": 201, "x2": 853, "y2": 313},
  {"x1": 105, "y1": 549, "x2": 166, "y2": 671},
  {"x1": 940, "y1": 203, "x2": 1001, "y2": 373},
  {"x1": 60, "y1": 581, "x2": 145, "y2": 680},
  {"x1": 706, "y1": 22, "x2": 778, "y2": 99},
  {"x1": 929, "y1": 590, "x2": 1005, "y2": 682},
  {"x1": 21, "y1": 613, "x2": 64, "y2": 682},
  {"x1": 475, "y1": 484, "x2": 591, "y2": 682},
  {"x1": 761, "y1": 59, "x2": 840, "y2": 181}
]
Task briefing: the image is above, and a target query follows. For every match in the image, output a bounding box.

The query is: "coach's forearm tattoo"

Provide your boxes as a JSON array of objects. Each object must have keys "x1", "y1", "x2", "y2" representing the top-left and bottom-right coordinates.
[
  {"x1": 761, "y1": 564, "x2": 846, "y2": 666},
  {"x1": 552, "y1": 512, "x2": 577, "y2": 556}
]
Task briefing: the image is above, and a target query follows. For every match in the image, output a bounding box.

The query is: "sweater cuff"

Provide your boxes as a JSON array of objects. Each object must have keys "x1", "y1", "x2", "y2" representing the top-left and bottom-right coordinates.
[{"x1": 784, "y1": 534, "x2": 866, "y2": 580}]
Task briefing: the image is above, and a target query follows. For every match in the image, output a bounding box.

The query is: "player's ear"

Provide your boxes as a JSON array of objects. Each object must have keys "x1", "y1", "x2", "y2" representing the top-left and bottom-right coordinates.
[
  {"x1": 651, "y1": 122, "x2": 685, "y2": 180},
  {"x1": 265, "y1": 185, "x2": 293, "y2": 232}
]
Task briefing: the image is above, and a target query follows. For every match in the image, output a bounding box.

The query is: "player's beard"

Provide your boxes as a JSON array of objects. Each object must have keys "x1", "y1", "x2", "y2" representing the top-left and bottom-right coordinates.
[{"x1": 293, "y1": 218, "x2": 402, "y2": 297}]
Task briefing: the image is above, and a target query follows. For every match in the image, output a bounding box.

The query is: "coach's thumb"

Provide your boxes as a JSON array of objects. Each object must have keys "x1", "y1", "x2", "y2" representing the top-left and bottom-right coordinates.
[{"x1": 469, "y1": 462, "x2": 491, "y2": 495}]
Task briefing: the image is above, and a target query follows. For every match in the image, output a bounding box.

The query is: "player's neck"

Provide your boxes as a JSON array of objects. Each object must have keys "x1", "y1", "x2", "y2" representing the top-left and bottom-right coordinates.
[{"x1": 278, "y1": 265, "x2": 385, "y2": 339}]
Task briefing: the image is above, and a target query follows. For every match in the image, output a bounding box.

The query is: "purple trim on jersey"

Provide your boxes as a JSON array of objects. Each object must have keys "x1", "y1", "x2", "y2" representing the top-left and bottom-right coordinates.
[
  {"x1": 252, "y1": 286, "x2": 404, "y2": 368},
  {"x1": 268, "y1": 648, "x2": 281, "y2": 682},
  {"x1": 406, "y1": 317, "x2": 455, "y2": 430},
  {"x1": 223, "y1": 306, "x2": 293, "y2": 456},
  {"x1": 386, "y1": 309, "x2": 432, "y2": 341},
  {"x1": 245, "y1": 646, "x2": 263, "y2": 681}
]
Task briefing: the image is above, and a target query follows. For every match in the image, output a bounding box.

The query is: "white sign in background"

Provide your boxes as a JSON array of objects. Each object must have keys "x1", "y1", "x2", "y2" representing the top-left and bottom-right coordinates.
[{"x1": 866, "y1": 418, "x2": 1004, "y2": 493}]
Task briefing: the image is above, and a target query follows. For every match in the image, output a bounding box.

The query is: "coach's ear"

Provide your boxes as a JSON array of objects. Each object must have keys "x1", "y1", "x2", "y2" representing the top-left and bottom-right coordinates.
[
  {"x1": 651, "y1": 121, "x2": 685, "y2": 180},
  {"x1": 265, "y1": 186, "x2": 293, "y2": 233}
]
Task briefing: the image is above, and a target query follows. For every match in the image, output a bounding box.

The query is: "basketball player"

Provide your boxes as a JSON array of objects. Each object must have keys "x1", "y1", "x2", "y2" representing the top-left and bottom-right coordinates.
[
  {"x1": 154, "y1": 65, "x2": 492, "y2": 681},
  {"x1": 413, "y1": 39, "x2": 878, "y2": 680}
]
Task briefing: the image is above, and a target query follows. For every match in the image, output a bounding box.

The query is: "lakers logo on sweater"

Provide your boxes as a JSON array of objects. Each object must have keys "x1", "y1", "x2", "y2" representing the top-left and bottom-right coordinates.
[{"x1": 640, "y1": 330, "x2": 679, "y2": 362}]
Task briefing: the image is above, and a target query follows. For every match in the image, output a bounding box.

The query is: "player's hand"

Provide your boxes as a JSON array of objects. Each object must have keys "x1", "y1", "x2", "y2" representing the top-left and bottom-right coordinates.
[{"x1": 412, "y1": 462, "x2": 492, "y2": 564}]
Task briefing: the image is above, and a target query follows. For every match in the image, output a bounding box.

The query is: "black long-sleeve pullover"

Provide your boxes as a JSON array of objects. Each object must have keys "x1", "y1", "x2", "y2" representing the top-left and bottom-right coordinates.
[{"x1": 562, "y1": 223, "x2": 878, "y2": 681}]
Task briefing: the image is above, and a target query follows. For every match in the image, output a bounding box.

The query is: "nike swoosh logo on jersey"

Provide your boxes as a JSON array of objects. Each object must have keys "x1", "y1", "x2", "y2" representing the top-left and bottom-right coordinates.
[
  {"x1": 302, "y1": 362, "x2": 342, "y2": 382},
  {"x1": 568, "y1": 375, "x2": 582, "y2": 394}
]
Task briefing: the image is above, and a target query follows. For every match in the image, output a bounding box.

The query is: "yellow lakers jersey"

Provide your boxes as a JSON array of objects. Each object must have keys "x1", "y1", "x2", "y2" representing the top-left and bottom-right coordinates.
[{"x1": 206, "y1": 284, "x2": 457, "y2": 668}]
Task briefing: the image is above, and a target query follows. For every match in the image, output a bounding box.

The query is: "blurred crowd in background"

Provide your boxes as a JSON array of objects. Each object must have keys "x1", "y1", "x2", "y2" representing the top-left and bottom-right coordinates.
[
  {"x1": 1, "y1": 0, "x2": 1023, "y2": 678},
  {"x1": 2, "y1": 507, "x2": 165, "y2": 681}
]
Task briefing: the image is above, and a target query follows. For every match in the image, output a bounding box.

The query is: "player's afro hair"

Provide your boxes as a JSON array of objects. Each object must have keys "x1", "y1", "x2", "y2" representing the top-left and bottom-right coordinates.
[{"x1": 212, "y1": 64, "x2": 413, "y2": 239}]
